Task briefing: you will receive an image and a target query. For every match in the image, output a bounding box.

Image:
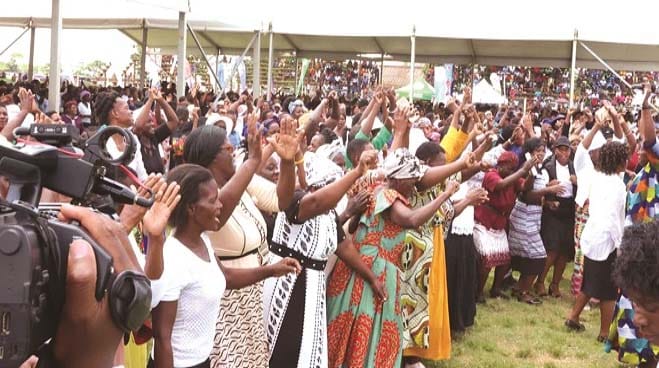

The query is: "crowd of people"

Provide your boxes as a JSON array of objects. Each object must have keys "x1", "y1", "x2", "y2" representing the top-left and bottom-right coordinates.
[{"x1": 4, "y1": 68, "x2": 659, "y2": 368}]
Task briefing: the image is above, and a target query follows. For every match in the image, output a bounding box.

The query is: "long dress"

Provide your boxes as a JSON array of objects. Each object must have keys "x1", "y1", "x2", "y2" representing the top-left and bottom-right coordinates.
[
  {"x1": 208, "y1": 175, "x2": 277, "y2": 368},
  {"x1": 327, "y1": 187, "x2": 409, "y2": 368},
  {"x1": 401, "y1": 184, "x2": 455, "y2": 360},
  {"x1": 263, "y1": 190, "x2": 344, "y2": 368}
]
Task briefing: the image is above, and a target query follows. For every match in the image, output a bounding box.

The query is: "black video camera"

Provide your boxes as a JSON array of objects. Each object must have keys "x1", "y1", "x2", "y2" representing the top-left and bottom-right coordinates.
[{"x1": 0, "y1": 124, "x2": 153, "y2": 368}]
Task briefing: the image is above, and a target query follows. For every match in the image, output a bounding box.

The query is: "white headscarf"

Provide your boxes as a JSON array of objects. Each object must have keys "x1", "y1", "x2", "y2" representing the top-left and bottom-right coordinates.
[
  {"x1": 383, "y1": 148, "x2": 428, "y2": 180},
  {"x1": 303, "y1": 151, "x2": 343, "y2": 188}
]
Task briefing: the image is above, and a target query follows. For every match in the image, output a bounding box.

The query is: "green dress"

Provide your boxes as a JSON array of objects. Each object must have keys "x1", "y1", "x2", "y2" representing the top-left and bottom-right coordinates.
[{"x1": 327, "y1": 187, "x2": 409, "y2": 368}]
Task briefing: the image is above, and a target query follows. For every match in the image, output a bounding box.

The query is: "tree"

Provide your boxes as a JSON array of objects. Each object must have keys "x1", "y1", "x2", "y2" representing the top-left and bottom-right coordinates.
[
  {"x1": 74, "y1": 60, "x2": 109, "y2": 80},
  {"x1": 7, "y1": 53, "x2": 23, "y2": 73}
]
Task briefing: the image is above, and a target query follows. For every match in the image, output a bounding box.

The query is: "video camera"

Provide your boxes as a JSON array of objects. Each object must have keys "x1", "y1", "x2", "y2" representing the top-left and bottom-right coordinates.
[{"x1": 0, "y1": 124, "x2": 153, "y2": 368}]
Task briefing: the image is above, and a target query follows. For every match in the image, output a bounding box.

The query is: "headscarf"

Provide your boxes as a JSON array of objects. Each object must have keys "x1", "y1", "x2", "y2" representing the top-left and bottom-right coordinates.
[
  {"x1": 497, "y1": 150, "x2": 519, "y2": 167},
  {"x1": 315, "y1": 140, "x2": 344, "y2": 162},
  {"x1": 303, "y1": 151, "x2": 343, "y2": 188},
  {"x1": 383, "y1": 148, "x2": 428, "y2": 180},
  {"x1": 80, "y1": 90, "x2": 91, "y2": 100}
]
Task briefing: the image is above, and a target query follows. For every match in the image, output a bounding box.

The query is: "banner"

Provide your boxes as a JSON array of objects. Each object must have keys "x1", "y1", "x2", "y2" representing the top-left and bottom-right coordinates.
[
  {"x1": 295, "y1": 59, "x2": 310, "y2": 96},
  {"x1": 433, "y1": 64, "x2": 453, "y2": 103}
]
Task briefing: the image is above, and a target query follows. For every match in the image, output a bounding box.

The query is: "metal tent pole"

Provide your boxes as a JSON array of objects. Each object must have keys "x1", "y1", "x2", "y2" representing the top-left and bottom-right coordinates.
[
  {"x1": 187, "y1": 23, "x2": 223, "y2": 90},
  {"x1": 176, "y1": 11, "x2": 187, "y2": 97},
  {"x1": 27, "y1": 23, "x2": 35, "y2": 80},
  {"x1": 253, "y1": 30, "x2": 262, "y2": 97},
  {"x1": 569, "y1": 29, "x2": 578, "y2": 108},
  {"x1": 409, "y1": 25, "x2": 416, "y2": 103},
  {"x1": 266, "y1": 22, "x2": 274, "y2": 101},
  {"x1": 48, "y1": 0, "x2": 62, "y2": 111}
]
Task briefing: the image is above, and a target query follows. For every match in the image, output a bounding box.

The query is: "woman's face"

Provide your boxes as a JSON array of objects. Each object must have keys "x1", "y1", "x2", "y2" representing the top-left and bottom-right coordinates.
[
  {"x1": 628, "y1": 290, "x2": 659, "y2": 346},
  {"x1": 532, "y1": 145, "x2": 546, "y2": 163},
  {"x1": 0, "y1": 106, "x2": 7, "y2": 129},
  {"x1": 308, "y1": 134, "x2": 324, "y2": 152},
  {"x1": 67, "y1": 104, "x2": 77, "y2": 116},
  {"x1": 210, "y1": 140, "x2": 236, "y2": 180},
  {"x1": 267, "y1": 122, "x2": 280, "y2": 137},
  {"x1": 293, "y1": 106, "x2": 304, "y2": 119},
  {"x1": 190, "y1": 179, "x2": 223, "y2": 232},
  {"x1": 497, "y1": 162, "x2": 516, "y2": 178},
  {"x1": 259, "y1": 156, "x2": 279, "y2": 183},
  {"x1": 112, "y1": 98, "x2": 133, "y2": 127},
  {"x1": 554, "y1": 145, "x2": 571, "y2": 166}
]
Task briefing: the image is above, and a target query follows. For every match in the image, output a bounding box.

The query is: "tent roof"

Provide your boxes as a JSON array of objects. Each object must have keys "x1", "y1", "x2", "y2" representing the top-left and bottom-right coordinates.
[{"x1": 2, "y1": 14, "x2": 659, "y2": 70}]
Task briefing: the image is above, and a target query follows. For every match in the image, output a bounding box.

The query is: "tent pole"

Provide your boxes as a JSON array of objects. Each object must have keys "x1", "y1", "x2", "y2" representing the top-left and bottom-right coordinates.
[
  {"x1": 0, "y1": 25, "x2": 30, "y2": 57},
  {"x1": 267, "y1": 22, "x2": 274, "y2": 101},
  {"x1": 214, "y1": 33, "x2": 258, "y2": 101},
  {"x1": 253, "y1": 30, "x2": 261, "y2": 97},
  {"x1": 294, "y1": 53, "x2": 299, "y2": 93},
  {"x1": 380, "y1": 53, "x2": 384, "y2": 85},
  {"x1": 215, "y1": 48, "x2": 220, "y2": 92},
  {"x1": 27, "y1": 23, "x2": 35, "y2": 80},
  {"x1": 176, "y1": 11, "x2": 187, "y2": 97},
  {"x1": 409, "y1": 25, "x2": 416, "y2": 104},
  {"x1": 140, "y1": 24, "x2": 148, "y2": 88},
  {"x1": 569, "y1": 29, "x2": 578, "y2": 109},
  {"x1": 187, "y1": 23, "x2": 223, "y2": 91},
  {"x1": 48, "y1": 0, "x2": 62, "y2": 112},
  {"x1": 579, "y1": 40, "x2": 633, "y2": 90}
]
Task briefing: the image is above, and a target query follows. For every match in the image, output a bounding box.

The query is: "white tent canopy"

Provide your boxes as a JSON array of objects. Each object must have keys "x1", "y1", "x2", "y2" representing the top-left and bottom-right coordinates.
[{"x1": 472, "y1": 79, "x2": 507, "y2": 105}]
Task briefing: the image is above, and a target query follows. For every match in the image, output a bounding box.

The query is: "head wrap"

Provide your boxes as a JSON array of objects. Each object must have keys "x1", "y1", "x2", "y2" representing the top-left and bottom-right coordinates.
[
  {"x1": 414, "y1": 117, "x2": 432, "y2": 128},
  {"x1": 315, "y1": 140, "x2": 344, "y2": 162},
  {"x1": 497, "y1": 150, "x2": 519, "y2": 167},
  {"x1": 303, "y1": 151, "x2": 343, "y2": 188},
  {"x1": 288, "y1": 99, "x2": 305, "y2": 114},
  {"x1": 383, "y1": 148, "x2": 428, "y2": 180},
  {"x1": 80, "y1": 90, "x2": 91, "y2": 99}
]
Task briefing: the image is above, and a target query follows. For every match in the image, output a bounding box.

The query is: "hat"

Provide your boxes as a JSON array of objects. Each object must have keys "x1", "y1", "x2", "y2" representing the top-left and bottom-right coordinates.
[
  {"x1": 554, "y1": 136, "x2": 570, "y2": 149},
  {"x1": 80, "y1": 90, "x2": 91, "y2": 99},
  {"x1": 497, "y1": 151, "x2": 519, "y2": 167}
]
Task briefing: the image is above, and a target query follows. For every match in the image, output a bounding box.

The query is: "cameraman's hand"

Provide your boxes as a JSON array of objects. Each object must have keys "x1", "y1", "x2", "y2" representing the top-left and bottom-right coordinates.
[{"x1": 55, "y1": 205, "x2": 143, "y2": 368}]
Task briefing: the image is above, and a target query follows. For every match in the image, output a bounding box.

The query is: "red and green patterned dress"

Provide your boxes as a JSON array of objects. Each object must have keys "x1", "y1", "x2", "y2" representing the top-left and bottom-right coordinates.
[{"x1": 326, "y1": 187, "x2": 408, "y2": 368}]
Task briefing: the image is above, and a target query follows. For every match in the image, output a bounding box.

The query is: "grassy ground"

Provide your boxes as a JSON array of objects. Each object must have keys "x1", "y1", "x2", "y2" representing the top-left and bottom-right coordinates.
[{"x1": 425, "y1": 277, "x2": 624, "y2": 368}]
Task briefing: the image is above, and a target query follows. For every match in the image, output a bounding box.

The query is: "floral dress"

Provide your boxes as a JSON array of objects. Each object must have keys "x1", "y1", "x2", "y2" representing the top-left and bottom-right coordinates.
[{"x1": 326, "y1": 187, "x2": 409, "y2": 368}]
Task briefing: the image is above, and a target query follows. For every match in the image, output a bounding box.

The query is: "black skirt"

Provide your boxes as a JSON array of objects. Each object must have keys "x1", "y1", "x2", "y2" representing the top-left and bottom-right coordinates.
[
  {"x1": 541, "y1": 211, "x2": 575, "y2": 259},
  {"x1": 511, "y1": 256, "x2": 546, "y2": 276},
  {"x1": 581, "y1": 252, "x2": 618, "y2": 301},
  {"x1": 444, "y1": 232, "x2": 478, "y2": 333}
]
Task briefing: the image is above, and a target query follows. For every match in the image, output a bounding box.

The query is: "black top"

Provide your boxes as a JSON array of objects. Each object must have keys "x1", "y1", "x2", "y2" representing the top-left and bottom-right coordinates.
[{"x1": 139, "y1": 123, "x2": 171, "y2": 174}]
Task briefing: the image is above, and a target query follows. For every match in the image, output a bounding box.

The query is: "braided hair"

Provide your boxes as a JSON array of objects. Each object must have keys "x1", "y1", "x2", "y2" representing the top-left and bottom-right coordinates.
[{"x1": 94, "y1": 91, "x2": 120, "y2": 125}]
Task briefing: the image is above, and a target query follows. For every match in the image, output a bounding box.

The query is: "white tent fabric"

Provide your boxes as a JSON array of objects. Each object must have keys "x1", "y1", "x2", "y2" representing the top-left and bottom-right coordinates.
[
  {"x1": 3, "y1": 0, "x2": 659, "y2": 69},
  {"x1": 472, "y1": 79, "x2": 506, "y2": 105}
]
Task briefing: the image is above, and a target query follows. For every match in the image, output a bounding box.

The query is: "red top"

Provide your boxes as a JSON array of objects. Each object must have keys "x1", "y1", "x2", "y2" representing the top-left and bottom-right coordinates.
[{"x1": 474, "y1": 170, "x2": 524, "y2": 230}]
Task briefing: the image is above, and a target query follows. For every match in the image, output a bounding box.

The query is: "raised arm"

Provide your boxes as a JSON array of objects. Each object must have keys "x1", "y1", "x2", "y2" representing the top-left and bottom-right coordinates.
[
  {"x1": 640, "y1": 86, "x2": 656, "y2": 146},
  {"x1": 359, "y1": 92, "x2": 383, "y2": 138},
  {"x1": 266, "y1": 115, "x2": 300, "y2": 210},
  {"x1": 493, "y1": 157, "x2": 537, "y2": 192},
  {"x1": 2, "y1": 88, "x2": 33, "y2": 140},
  {"x1": 389, "y1": 180, "x2": 460, "y2": 228},
  {"x1": 217, "y1": 113, "x2": 262, "y2": 227},
  {"x1": 154, "y1": 89, "x2": 181, "y2": 132},
  {"x1": 296, "y1": 150, "x2": 377, "y2": 222},
  {"x1": 417, "y1": 153, "x2": 475, "y2": 191}
]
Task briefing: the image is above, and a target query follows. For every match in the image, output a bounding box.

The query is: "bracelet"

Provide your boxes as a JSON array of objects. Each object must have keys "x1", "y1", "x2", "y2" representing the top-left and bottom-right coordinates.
[{"x1": 295, "y1": 157, "x2": 304, "y2": 165}]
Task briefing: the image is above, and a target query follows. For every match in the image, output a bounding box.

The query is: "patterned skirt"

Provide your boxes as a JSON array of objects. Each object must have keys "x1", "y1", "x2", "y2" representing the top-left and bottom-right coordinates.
[
  {"x1": 571, "y1": 203, "x2": 589, "y2": 296},
  {"x1": 473, "y1": 223, "x2": 510, "y2": 269},
  {"x1": 508, "y1": 200, "x2": 545, "y2": 260}
]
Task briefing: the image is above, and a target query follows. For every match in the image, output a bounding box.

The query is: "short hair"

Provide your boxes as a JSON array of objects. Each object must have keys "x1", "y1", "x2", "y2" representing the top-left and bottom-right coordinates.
[
  {"x1": 94, "y1": 91, "x2": 120, "y2": 124},
  {"x1": 166, "y1": 164, "x2": 214, "y2": 228},
  {"x1": 346, "y1": 138, "x2": 370, "y2": 164},
  {"x1": 599, "y1": 141, "x2": 627, "y2": 175},
  {"x1": 415, "y1": 141, "x2": 445, "y2": 162},
  {"x1": 176, "y1": 106, "x2": 189, "y2": 122},
  {"x1": 183, "y1": 125, "x2": 226, "y2": 168},
  {"x1": 523, "y1": 137, "x2": 544, "y2": 154},
  {"x1": 613, "y1": 221, "x2": 659, "y2": 302}
]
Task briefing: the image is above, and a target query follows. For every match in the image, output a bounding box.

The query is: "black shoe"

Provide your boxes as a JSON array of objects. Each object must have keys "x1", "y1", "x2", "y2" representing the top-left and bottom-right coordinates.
[
  {"x1": 564, "y1": 319, "x2": 585, "y2": 332},
  {"x1": 501, "y1": 275, "x2": 517, "y2": 290},
  {"x1": 476, "y1": 293, "x2": 487, "y2": 304}
]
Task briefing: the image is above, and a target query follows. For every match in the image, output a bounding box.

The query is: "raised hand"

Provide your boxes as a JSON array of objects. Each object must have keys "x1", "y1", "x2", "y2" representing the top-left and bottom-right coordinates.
[
  {"x1": 461, "y1": 152, "x2": 478, "y2": 169},
  {"x1": 246, "y1": 112, "x2": 262, "y2": 161},
  {"x1": 267, "y1": 115, "x2": 298, "y2": 162},
  {"x1": 18, "y1": 87, "x2": 35, "y2": 113},
  {"x1": 357, "y1": 149, "x2": 378, "y2": 175},
  {"x1": 466, "y1": 187, "x2": 489, "y2": 205},
  {"x1": 445, "y1": 179, "x2": 461, "y2": 195},
  {"x1": 142, "y1": 181, "x2": 181, "y2": 239},
  {"x1": 393, "y1": 105, "x2": 411, "y2": 135}
]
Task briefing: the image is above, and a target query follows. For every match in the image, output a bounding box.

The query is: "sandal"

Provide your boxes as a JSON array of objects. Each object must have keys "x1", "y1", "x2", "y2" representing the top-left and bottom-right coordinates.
[
  {"x1": 564, "y1": 319, "x2": 585, "y2": 332},
  {"x1": 596, "y1": 335, "x2": 607, "y2": 343},
  {"x1": 518, "y1": 291, "x2": 542, "y2": 305},
  {"x1": 534, "y1": 283, "x2": 548, "y2": 297},
  {"x1": 549, "y1": 283, "x2": 562, "y2": 298}
]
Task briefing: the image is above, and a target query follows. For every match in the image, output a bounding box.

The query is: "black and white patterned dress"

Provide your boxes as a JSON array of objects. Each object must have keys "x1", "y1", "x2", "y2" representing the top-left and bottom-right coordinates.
[{"x1": 262, "y1": 191, "x2": 345, "y2": 368}]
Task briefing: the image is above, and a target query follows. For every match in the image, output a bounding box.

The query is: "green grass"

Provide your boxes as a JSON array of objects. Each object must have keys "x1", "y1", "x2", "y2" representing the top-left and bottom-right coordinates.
[{"x1": 424, "y1": 276, "x2": 624, "y2": 368}]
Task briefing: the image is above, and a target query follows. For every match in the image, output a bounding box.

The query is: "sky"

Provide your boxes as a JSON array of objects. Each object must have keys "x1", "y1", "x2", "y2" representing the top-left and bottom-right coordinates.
[{"x1": 3, "y1": 0, "x2": 659, "y2": 78}]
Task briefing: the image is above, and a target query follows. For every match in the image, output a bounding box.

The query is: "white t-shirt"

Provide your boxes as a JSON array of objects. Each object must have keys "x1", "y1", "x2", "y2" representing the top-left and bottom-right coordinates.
[
  {"x1": 574, "y1": 143, "x2": 595, "y2": 207},
  {"x1": 78, "y1": 101, "x2": 92, "y2": 125},
  {"x1": 106, "y1": 129, "x2": 148, "y2": 181},
  {"x1": 555, "y1": 161, "x2": 573, "y2": 198},
  {"x1": 580, "y1": 171, "x2": 626, "y2": 261},
  {"x1": 158, "y1": 234, "x2": 226, "y2": 367}
]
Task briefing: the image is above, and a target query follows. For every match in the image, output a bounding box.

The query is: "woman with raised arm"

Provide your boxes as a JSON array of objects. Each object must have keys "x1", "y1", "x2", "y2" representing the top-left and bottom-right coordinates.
[
  {"x1": 151, "y1": 164, "x2": 300, "y2": 368},
  {"x1": 327, "y1": 148, "x2": 464, "y2": 368},
  {"x1": 263, "y1": 149, "x2": 385, "y2": 367},
  {"x1": 182, "y1": 113, "x2": 299, "y2": 368}
]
